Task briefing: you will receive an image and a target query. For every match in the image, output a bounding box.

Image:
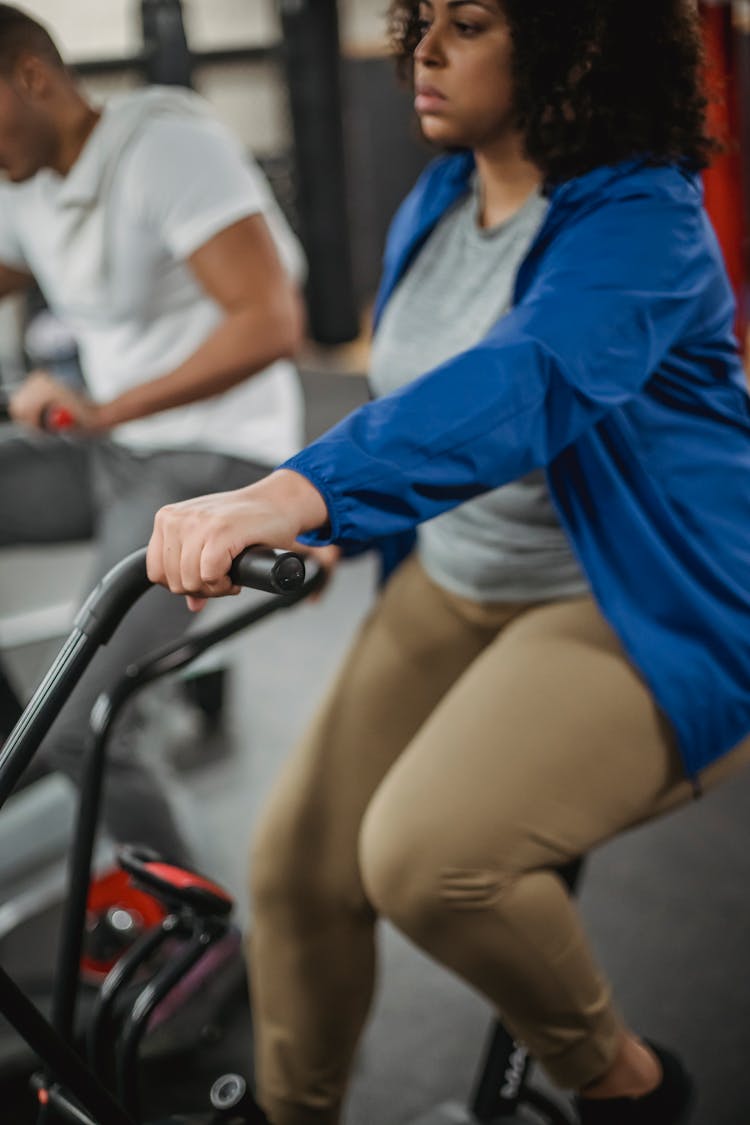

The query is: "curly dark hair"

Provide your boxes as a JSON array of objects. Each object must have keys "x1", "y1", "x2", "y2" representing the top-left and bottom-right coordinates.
[{"x1": 388, "y1": 0, "x2": 716, "y2": 182}]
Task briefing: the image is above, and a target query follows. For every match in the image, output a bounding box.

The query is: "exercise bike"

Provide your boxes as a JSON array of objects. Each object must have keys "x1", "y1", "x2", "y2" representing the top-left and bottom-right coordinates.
[
  {"x1": 0, "y1": 530, "x2": 580, "y2": 1124},
  {"x1": 0, "y1": 543, "x2": 321, "y2": 1124}
]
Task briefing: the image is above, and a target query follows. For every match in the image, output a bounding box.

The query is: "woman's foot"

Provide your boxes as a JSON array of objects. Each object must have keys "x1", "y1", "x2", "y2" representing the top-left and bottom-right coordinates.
[
  {"x1": 582, "y1": 1035, "x2": 662, "y2": 1101},
  {"x1": 575, "y1": 1041, "x2": 694, "y2": 1123}
]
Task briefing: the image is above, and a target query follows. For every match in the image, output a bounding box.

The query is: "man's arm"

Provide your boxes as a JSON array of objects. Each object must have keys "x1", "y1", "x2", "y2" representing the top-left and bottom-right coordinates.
[
  {"x1": 95, "y1": 212, "x2": 304, "y2": 430},
  {"x1": 8, "y1": 213, "x2": 305, "y2": 431},
  {"x1": 0, "y1": 260, "x2": 31, "y2": 300}
]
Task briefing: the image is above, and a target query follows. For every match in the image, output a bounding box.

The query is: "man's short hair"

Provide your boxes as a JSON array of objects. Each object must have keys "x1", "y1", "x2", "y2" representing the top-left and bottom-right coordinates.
[{"x1": 0, "y1": 4, "x2": 64, "y2": 72}]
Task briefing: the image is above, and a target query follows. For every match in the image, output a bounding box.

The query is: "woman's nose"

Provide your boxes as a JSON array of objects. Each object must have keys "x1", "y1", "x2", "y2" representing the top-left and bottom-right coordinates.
[{"x1": 414, "y1": 24, "x2": 444, "y2": 66}]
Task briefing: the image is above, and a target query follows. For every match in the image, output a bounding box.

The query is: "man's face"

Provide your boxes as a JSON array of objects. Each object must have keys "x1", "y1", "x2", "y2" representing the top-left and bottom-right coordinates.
[{"x1": 0, "y1": 68, "x2": 56, "y2": 183}]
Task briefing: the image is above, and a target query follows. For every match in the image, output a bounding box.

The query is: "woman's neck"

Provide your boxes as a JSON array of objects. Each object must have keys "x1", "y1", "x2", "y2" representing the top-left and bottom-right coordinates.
[{"x1": 473, "y1": 134, "x2": 543, "y2": 228}]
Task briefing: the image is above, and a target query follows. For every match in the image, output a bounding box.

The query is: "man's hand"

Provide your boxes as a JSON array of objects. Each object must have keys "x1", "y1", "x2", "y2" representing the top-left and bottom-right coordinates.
[
  {"x1": 9, "y1": 371, "x2": 104, "y2": 433},
  {"x1": 146, "y1": 469, "x2": 330, "y2": 612}
]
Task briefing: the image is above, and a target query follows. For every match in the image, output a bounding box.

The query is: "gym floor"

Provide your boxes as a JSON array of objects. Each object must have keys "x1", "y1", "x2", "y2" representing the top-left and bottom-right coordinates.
[{"x1": 3, "y1": 368, "x2": 750, "y2": 1123}]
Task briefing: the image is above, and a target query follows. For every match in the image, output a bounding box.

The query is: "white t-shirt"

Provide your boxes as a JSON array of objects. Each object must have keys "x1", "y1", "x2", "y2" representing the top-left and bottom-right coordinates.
[{"x1": 0, "y1": 87, "x2": 306, "y2": 463}]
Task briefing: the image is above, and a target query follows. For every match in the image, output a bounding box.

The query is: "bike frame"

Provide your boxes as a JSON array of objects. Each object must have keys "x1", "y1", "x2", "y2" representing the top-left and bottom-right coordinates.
[{"x1": 0, "y1": 547, "x2": 320, "y2": 1125}]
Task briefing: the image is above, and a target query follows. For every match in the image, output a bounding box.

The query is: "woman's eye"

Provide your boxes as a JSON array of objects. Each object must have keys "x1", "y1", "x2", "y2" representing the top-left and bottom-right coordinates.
[
  {"x1": 454, "y1": 21, "x2": 481, "y2": 35},
  {"x1": 417, "y1": 18, "x2": 431, "y2": 35}
]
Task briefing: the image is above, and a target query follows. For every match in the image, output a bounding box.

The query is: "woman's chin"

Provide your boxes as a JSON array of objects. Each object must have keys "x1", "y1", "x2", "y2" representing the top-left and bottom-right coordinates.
[{"x1": 418, "y1": 119, "x2": 465, "y2": 148}]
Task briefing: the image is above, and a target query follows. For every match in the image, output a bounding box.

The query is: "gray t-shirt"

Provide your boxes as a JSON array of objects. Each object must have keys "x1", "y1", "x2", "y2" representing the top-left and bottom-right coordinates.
[{"x1": 370, "y1": 183, "x2": 588, "y2": 603}]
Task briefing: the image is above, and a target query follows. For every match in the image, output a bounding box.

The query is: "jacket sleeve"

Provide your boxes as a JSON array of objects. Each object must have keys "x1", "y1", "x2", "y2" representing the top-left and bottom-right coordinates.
[{"x1": 283, "y1": 182, "x2": 719, "y2": 547}]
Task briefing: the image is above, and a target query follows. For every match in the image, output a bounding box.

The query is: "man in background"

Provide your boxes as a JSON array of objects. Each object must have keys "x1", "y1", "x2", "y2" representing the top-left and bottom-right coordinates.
[{"x1": 0, "y1": 3, "x2": 306, "y2": 864}]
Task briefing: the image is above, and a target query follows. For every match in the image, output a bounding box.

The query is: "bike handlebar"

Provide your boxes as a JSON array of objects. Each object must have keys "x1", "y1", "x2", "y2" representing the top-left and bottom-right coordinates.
[
  {"x1": 0, "y1": 545, "x2": 308, "y2": 807},
  {"x1": 230, "y1": 546, "x2": 306, "y2": 596},
  {"x1": 75, "y1": 546, "x2": 306, "y2": 646},
  {"x1": 0, "y1": 390, "x2": 75, "y2": 432}
]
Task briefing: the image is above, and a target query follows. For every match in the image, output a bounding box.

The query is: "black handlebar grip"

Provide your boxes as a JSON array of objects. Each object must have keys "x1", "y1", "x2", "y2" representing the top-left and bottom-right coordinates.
[{"x1": 229, "y1": 547, "x2": 306, "y2": 595}]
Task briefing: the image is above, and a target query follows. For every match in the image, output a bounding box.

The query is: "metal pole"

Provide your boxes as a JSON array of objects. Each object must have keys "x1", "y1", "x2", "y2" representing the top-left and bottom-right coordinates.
[{"x1": 276, "y1": 0, "x2": 359, "y2": 344}]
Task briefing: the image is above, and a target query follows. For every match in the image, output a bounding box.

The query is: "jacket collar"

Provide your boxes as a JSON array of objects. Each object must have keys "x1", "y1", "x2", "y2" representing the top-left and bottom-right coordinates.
[{"x1": 374, "y1": 151, "x2": 703, "y2": 326}]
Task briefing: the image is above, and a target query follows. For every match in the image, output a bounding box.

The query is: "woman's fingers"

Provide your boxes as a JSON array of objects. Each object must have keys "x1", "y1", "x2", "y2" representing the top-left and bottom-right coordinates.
[
  {"x1": 145, "y1": 517, "x2": 167, "y2": 586},
  {"x1": 148, "y1": 494, "x2": 257, "y2": 598},
  {"x1": 148, "y1": 503, "x2": 200, "y2": 592},
  {"x1": 147, "y1": 473, "x2": 330, "y2": 600},
  {"x1": 199, "y1": 538, "x2": 240, "y2": 594},
  {"x1": 161, "y1": 513, "x2": 189, "y2": 593}
]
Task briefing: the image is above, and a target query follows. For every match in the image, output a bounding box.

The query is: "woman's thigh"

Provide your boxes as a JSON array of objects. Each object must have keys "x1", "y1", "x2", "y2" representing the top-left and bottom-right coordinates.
[
  {"x1": 361, "y1": 594, "x2": 748, "y2": 890},
  {"x1": 251, "y1": 556, "x2": 535, "y2": 900}
]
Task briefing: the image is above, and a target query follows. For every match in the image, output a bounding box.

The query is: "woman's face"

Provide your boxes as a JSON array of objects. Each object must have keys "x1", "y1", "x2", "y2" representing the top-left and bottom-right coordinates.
[{"x1": 412, "y1": 0, "x2": 516, "y2": 150}]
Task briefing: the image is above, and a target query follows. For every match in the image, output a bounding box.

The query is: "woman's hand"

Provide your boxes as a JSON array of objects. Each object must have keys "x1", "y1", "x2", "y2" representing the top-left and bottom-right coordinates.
[
  {"x1": 146, "y1": 469, "x2": 329, "y2": 611},
  {"x1": 9, "y1": 371, "x2": 104, "y2": 433}
]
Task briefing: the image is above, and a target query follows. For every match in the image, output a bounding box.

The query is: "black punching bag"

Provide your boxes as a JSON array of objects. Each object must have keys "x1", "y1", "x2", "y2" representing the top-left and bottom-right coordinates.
[{"x1": 140, "y1": 0, "x2": 193, "y2": 88}]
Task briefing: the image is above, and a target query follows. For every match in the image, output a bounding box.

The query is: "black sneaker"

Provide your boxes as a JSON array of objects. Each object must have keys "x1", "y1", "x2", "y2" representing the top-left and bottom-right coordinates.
[{"x1": 575, "y1": 1042, "x2": 694, "y2": 1124}]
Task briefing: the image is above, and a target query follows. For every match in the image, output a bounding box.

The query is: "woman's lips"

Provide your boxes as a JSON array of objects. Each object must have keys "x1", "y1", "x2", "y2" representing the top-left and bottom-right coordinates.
[{"x1": 415, "y1": 87, "x2": 447, "y2": 113}]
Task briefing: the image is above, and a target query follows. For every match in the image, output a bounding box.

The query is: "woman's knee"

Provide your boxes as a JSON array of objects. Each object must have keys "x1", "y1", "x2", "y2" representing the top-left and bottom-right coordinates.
[
  {"x1": 359, "y1": 796, "x2": 515, "y2": 941},
  {"x1": 250, "y1": 793, "x2": 370, "y2": 923},
  {"x1": 249, "y1": 798, "x2": 306, "y2": 912}
]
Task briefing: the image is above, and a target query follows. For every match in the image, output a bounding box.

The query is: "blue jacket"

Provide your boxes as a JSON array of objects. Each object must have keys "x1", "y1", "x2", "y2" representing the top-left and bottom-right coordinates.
[{"x1": 283, "y1": 152, "x2": 750, "y2": 776}]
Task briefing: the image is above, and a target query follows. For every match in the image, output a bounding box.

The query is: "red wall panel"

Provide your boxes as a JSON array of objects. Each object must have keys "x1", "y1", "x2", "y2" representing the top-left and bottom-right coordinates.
[{"x1": 701, "y1": 1, "x2": 746, "y2": 339}]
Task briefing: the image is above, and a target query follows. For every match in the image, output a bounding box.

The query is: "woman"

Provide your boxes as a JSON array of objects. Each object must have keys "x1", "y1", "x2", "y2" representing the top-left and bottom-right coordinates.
[{"x1": 147, "y1": 1, "x2": 750, "y2": 1121}]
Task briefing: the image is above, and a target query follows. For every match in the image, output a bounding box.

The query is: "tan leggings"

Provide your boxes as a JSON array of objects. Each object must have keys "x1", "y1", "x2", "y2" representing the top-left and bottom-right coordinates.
[{"x1": 248, "y1": 555, "x2": 750, "y2": 1125}]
